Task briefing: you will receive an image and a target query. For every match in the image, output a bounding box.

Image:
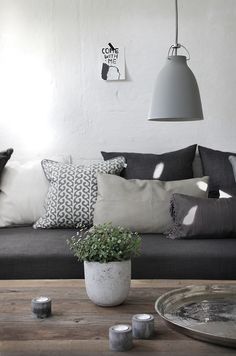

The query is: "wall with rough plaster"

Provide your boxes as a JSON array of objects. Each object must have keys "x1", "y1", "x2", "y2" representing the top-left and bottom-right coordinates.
[{"x1": 0, "y1": 0, "x2": 235, "y2": 161}]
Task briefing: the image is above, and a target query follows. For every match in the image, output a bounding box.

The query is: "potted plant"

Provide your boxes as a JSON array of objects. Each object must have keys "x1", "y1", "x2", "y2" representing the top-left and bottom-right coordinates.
[{"x1": 68, "y1": 223, "x2": 141, "y2": 307}]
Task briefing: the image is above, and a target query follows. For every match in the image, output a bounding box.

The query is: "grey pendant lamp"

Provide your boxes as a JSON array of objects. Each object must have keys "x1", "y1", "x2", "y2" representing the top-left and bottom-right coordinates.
[{"x1": 148, "y1": 0, "x2": 203, "y2": 121}]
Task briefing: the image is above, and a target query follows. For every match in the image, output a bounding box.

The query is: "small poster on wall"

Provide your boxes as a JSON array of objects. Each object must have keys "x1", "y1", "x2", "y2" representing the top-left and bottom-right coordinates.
[{"x1": 101, "y1": 43, "x2": 125, "y2": 81}]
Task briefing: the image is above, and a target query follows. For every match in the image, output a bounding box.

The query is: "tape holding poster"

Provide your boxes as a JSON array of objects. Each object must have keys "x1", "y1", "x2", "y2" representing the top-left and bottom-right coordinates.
[{"x1": 101, "y1": 43, "x2": 125, "y2": 81}]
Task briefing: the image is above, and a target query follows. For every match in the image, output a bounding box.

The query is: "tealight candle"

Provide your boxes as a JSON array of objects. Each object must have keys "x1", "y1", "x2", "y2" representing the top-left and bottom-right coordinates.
[
  {"x1": 109, "y1": 324, "x2": 133, "y2": 351},
  {"x1": 132, "y1": 314, "x2": 155, "y2": 339},
  {"x1": 31, "y1": 296, "x2": 52, "y2": 318}
]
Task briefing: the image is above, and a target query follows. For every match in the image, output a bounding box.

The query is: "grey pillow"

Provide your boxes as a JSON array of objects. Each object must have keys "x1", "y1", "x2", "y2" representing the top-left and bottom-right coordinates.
[
  {"x1": 168, "y1": 194, "x2": 236, "y2": 239},
  {"x1": 229, "y1": 156, "x2": 236, "y2": 182},
  {"x1": 93, "y1": 174, "x2": 209, "y2": 233},
  {"x1": 33, "y1": 157, "x2": 126, "y2": 229},
  {"x1": 101, "y1": 145, "x2": 197, "y2": 180},
  {"x1": 199, "y1": 146, "x2": 236, "y2": 198}
]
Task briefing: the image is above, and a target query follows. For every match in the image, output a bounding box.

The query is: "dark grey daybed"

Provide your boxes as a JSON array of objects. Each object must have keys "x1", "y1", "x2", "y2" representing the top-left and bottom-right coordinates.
[{"x1": 0, "y1": 226, "x2": 235, "y2": 280}]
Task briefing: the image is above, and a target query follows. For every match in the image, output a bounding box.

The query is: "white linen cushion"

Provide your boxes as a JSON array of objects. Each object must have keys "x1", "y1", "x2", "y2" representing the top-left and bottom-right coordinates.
[{"x1": 0, "y1": 155, "x2": 71, "y2": 227}]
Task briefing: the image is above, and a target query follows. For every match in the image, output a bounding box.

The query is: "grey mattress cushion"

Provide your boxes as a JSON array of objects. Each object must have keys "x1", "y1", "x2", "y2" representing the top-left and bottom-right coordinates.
[
  {"x1": 0, "y1": 227, "x2": 80, "y2": 279},
  {"x1": 0, "y1": 227, "x2": 236, "y2": 280},
  {"x1": 135, "y1": 234, "x2": 236, "y2": 280},
  {"x1": 168, "y1": 194, "x2": 236, "y2": 239}
]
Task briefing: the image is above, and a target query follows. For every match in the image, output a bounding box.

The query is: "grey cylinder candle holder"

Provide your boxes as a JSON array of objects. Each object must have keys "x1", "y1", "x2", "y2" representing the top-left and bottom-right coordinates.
[
  {"x1": 109, "y1": 324, "x2": 133, "y2": 352},
  {"x1": 31, "y1": 296, "x2": 52, "y2": 318},
  {"x1": 132, "y1": 314, "x2": 155, "y2": 339}
]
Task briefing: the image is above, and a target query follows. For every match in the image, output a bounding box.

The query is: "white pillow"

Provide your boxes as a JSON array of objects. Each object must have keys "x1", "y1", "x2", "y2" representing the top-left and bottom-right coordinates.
[{"x1": 0, "y1": 155, "x2": 71, "y2": 227}]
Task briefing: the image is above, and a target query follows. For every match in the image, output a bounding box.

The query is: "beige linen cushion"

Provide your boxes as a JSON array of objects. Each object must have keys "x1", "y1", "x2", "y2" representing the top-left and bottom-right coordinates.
[{"x1": 94, "y1": 174, "x2": 209, "y2": 233}]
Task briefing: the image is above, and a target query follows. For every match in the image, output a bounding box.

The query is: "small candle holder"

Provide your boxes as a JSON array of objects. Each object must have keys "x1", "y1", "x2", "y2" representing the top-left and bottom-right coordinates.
[
  {"x1": 109, "y1": 324, "x2": 133, "y2": 352},
  {"x1": 132, "y1": 314, "x2": 155, "y2": 339},
  {"x1": 31, "y1": 296, "x2": 52, "y2": 319}
]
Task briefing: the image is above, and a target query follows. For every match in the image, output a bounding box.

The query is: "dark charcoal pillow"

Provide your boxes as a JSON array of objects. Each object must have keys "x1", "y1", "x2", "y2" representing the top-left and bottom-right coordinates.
[
  {"x1": 229, "y1": 155, "x2": 236, "y2": 182},
  {"x1": 101, "y1": 145, "x2": 197, "y2": 180},
  {"x1": 0, "y1": 148, "x2": 13, "y2": 176},
  {"x1": 168, "y1": 193, "x2": 236, "y2": 239},
  {"x1": 199, "y1": 146, "x2": 236, "y2": 198}
]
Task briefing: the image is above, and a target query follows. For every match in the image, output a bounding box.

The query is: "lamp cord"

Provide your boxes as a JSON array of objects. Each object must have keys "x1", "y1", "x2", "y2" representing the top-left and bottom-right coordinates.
[
  {"x1": 175, "y1": 0, "x2": 178, "y2": 54},
  {"x1": 167, "y1": 0, "x2": 190, "y2": 60}
]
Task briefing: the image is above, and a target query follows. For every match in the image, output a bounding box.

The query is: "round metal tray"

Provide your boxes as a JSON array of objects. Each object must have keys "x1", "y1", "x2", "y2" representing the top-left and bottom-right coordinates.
[{"x1": 155, "y1": 285, "x2": 236, "y2": 348}]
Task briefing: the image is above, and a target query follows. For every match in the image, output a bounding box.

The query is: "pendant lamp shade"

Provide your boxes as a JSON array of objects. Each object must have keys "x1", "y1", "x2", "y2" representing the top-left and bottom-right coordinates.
[
  {"x1": 148, "y1": 0, "x2": 204, "y2": 122},
  {"x1": 148, "y1": 55, "x2": 203, "y2": 121}
]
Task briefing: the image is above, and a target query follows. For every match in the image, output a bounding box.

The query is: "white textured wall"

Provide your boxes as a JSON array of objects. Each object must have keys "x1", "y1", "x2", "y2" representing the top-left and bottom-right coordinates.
[{"x1": 0, "y1": 0, "x2": 236, "y2": 161}]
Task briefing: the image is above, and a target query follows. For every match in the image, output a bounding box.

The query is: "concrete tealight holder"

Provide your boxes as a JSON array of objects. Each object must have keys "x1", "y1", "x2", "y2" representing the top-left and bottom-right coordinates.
[
  {"x1": 31, "y1": 296, "x2": 52, "y2": 318},
  {"x1": 132, "y1": 314, "x2": 155, "y2": 339},
  {"x1": 109, "y1": 324, "x2": 133, "y2": 351}
]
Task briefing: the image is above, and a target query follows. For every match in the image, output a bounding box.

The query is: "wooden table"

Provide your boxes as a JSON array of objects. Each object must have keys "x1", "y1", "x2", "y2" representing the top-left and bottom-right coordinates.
[{"x1": 0, "y1": 279, "x2": 235, "y2": 355}]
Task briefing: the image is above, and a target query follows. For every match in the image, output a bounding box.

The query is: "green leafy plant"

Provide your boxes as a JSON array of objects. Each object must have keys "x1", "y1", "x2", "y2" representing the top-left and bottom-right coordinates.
[{"x1": 67, "y1": 223, "x2": 141, "y2": 263}]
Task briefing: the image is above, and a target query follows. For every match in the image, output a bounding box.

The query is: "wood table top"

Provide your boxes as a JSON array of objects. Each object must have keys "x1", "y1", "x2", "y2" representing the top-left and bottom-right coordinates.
[{"x1": 0, "y1": 279, "x2": 235, "y2": 355}]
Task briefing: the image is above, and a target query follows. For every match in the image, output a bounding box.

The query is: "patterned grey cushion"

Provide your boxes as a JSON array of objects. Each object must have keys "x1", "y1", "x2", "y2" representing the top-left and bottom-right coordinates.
[{"x1": 33, "y1": 157, "x2": 126, "y2": 229}]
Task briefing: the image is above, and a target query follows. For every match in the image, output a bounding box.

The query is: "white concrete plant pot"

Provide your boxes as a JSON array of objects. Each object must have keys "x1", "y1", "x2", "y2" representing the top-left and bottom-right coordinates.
[{"x1": 84, "y1": 260, "x2": 131, "y2": 307}]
